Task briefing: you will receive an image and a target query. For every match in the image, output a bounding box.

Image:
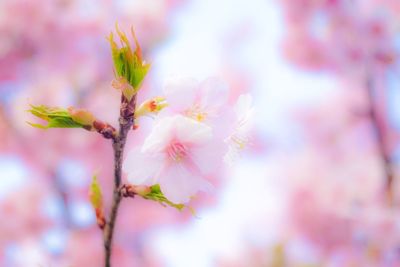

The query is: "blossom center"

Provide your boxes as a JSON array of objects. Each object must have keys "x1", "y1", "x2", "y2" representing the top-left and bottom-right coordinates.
[
  {"x1": 167, "y1": 142, "x2": 188, "y2": 162},
  {"x1": 231, "y1": 134, "x2": 249, "y2": 149},
  {"x1": 185, "y1": 105, "x2": 208, "y2": 122}
]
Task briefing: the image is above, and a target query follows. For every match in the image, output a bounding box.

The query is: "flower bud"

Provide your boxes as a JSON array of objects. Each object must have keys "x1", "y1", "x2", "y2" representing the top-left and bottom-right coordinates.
[
  {"x1": 107, "y1": 24, "x2": 150, "y2": 100},
  {"x1": 67, "y1": 107, "x2": 95, "y2": 127},
  {"x1": 27, "y1": 104, "x2": 92, "y2": 130},
  {"x1": 120, "y1": 184, "x2": 151, "y2": 197},
  {"x1": 135, "y1": 97, "x2": 168, "y2": 118},
  {"x1": 89, "y1": 175, "x2": 106, "y2": 229},
  {"x1": 132, "y1": 185, "x2": 152, "y2": 196}
]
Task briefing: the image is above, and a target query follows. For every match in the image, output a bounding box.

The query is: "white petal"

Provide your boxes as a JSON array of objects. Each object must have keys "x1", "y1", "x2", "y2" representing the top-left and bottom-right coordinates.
[
  {"x1": 222, "y1": 94, "x2": 254, "y2": 165},
  {"x1": 224, "y1": 145, "x2": 240, "y2": 165},
  {"x1": 123, "y1": 148, "x2": 164, "y2": 186},
  {"x1": 235, "y1": 94, "x2": 253, "y2": 119},
  {"x1": 174, "y1": 116, "x2": 212, "y2": 145},
  {"x1": 142, "y1": 117, "x2": 175, "y2": 153},
  {"x1": 163, "y1": 76, "x2": 199, "y2": 111},
  {"x1": 142, "y1": 115, "x2": 211, "y2": 153},
  {"x1": 199, "y1": 77, "x2": 229, "y2": 109},
  {"x1": 159, "y1": 163, "x2": 212, "y2": 203},
  {"x1": 234, "y1": 93, "x2": 255, "y2": 133},
  {"x1": 190, "y1": 139, "x2": 225, "y2": 174}
]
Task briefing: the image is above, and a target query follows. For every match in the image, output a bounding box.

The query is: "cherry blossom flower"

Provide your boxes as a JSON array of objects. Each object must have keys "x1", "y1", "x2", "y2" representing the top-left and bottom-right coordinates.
[
  {"x1": 224, "y1": 94, "x2": 254, "y2": 164},
  {"x1": 123, "y1": 115, "x2": 218, "y2": 204},
  {"x1": 163, "y1": 76, "x2": 229, "y2": 124}
]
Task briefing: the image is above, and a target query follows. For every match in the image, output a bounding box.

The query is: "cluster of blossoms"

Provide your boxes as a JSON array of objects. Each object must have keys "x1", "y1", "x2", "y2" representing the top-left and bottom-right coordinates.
[
  {"x1": 279, "y1": 90, "x2": 400, "y2": 266},
  {"x1": 27, "y1": 25, "x2": 253, "y2": 266},
  {"x1": 123, "y1": 76, "x2": 254, "y2": 204},
  {"x1": 280, "y1": 0, "x2": 397, "y2": 70},
  {"x1": 1, "y1": 1, "x2": 228, "y2": 266},
  {"x1": 0, "y1": 0, "x2": 184, "y2": 82},
  {"x1": 29, "y1": 26, "x2": 254, "y2": 206},
  {"x1": 251, "y1": 1, "x2": 400, "y2": 266}
]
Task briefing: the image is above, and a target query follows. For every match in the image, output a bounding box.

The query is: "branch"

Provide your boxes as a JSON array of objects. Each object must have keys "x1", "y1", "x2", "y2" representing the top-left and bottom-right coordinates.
[
  {"x1": 52, "y1": 170, "x2": 73, "y2": 228},
  {"x1": 365, "y1": 75, "x2": 395, "y2": 206},
  {"x1": 103, "y1": 95, "x2": 136, "y2": 267}
]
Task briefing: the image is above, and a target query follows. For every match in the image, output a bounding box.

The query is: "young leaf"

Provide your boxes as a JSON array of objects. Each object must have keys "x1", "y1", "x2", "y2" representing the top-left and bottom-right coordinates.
[
  {"x1": 89, "y1": 175, "x2": 103, "y2": 210},
  {"x1": 107, "y1": 25, "x2": 150, "y2": 98},
  {"x1": 27, "y1": 105, "x2": 94, "y2": 130},
  {"x1": 141, "y1": 184, "x2": 193, "y2": 212},
  {"x1": 88, "y1": 175, "x2": 106, "y2": 229}
]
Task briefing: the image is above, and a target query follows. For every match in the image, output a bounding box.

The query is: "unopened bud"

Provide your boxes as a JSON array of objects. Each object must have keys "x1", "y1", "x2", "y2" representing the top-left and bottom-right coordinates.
[
  {"x1": 135, "y1": 97, "x2": 168, "y2": 118},
  {"x1": 93, "y1": 120, "x2": 117, "y2": 139},
  {"x1": 107, "y1": 24, "x2": 150, "y2": 96},
  {"x1": 111, "y1": 77, "x2": 135, "y2": 102},
  {"x1": 68, "y1": 107, "x2": 95, "y2": 127},
  {"x1": 89, "y1": 175, "x2": 106, "y2": 229},
  {"x1": 27, "y1": 104, "x2": 94, "y2": 130},
  {"x1": 120, "y1": 184, "x2": 151, "y2": 198},
  {"x1": 95, "y1": 208, "x2": 106, "y2": 229}
]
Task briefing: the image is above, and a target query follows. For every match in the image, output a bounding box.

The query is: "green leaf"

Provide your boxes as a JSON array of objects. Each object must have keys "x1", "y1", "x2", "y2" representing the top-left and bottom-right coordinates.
[
  {"x1": 89, "y1": 175, "x2": 103, "y2": 210},
  {"x1": 130, "y1": 62, "x2": 150, "y2": 92},
  {"x1": 27, "y1": 105, "x2": 87, "y2": 129},
  {"x1": 47, "y1": 117, "x2": 83, "y2": 128},
  {"x1": 142, "y1": 184, "x2": 191, "y2": 212},
  {"x1": 108, "y1": 26, "x2": 150, "y2": 93}
]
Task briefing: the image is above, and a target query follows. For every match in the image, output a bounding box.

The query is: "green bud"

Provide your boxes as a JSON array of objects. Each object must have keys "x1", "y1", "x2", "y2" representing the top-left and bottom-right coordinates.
[
  {"x1": 27, "y1": 105, "x2": 91, "y2": 129},
  {"x1": 108, "y1": 25, "x2": 150, "y2": 100}
]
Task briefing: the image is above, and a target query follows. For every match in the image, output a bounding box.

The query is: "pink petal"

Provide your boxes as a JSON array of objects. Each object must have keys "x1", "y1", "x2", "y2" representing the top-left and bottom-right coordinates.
[
  {"x1": 159, "y1": 163, "x2": 212, "y2": 203},
  {"x1": 235, "y1": 94, "x2": 254, "y2": 119},
  {"x1": 190, "y1": 139, "x2": 225, "y2": 174},
  {"x1": 141, "y1": 117, "x2": 175, "y2": 154},
  {"x1": 199, "y1": 77, "x2": 229, "y2": 109},
  {"x1": 174, "y1": 116, "x2": 212, "y2": 145},
  {"x1": 163, "y1": 76, "x2": 198, "y2": 112},
  {"x1": 123, "y1": 148, "x2": 164, "y2": 186}
]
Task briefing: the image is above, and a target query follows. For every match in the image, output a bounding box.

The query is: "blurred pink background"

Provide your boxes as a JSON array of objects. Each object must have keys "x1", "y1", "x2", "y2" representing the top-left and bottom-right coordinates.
[{"x1": 2, "y1": 0, "x2": 400, "y2": 266}]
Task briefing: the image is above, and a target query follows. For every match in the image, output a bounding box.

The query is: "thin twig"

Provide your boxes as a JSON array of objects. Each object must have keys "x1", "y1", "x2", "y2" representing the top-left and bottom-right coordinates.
[
  {"x1": 365, "y1": 75, "x2": 394, "y2": 205},
  {"x1": 103, "y1": 95, "x2": 136, "y2": 267},
  {"x1": 52, "y1": 170, "x2": 72, "y2": 228}
]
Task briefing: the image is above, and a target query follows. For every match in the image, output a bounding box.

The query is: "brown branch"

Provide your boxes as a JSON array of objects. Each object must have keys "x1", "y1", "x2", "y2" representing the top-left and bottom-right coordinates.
[
  {"x1": 93, "y1": 120, "x2": 117, "y2": 139},
  {"x1": 365, "y1": 75, "x2": 395, "y2": 206},
  {"x1": 52, "y1": 170, "x2": 72, "y2": 228},
  {"x1": 103, "y1": 95, "x2": 136, "y2": 267}
]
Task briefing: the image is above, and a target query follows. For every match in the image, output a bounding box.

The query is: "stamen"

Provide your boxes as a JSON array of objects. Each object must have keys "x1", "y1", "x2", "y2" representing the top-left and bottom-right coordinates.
[
  {"x1": 231, "y1": 134, "x2": 249, "y2": 150},
  {"x1": 185, "y1": 105, "x2": 208, "y2": 122},
  {"x1": 148, "y1": 100, "x2": 157, "y2": 112},
  {"x1": 167, "y1": 142, "x2": 188, "y2": 162}
]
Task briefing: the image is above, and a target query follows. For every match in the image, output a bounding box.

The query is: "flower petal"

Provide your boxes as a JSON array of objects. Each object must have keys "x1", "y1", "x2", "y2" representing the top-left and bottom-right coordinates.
[
  {"x1": 163, "y1": 76, "x2": 199, "y2": 112},
  {"x1": 159, "y1": 163, "x2": 212, "y2": 203},
  {"x1": 123, "y1": 148, "x2": 164, "y2": 185},
  {"x1": 142, "y1": 116, "x2": 175, "y2": 153},
  {"x1": 190, "y1": 138, "x2": 225, "y2": 174},
  {"x1": 199, "y1": 77, "x2": 229, "y2": 109},
  {"x1": 175, "y1": 116, "x2": 212, "y2": 145},
  {"x1": 235, "y1": 94, "x2": 254, "y2": 122}
]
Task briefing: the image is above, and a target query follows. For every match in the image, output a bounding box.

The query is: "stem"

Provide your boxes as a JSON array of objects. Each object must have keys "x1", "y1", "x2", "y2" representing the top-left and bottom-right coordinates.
[
  {"x1": 365, "y1": 75, "x2": 394, "y2": 205},
  {"x1": 52, "y1": 170, "x2": 72, "y2": 228},
  {"x1": 103, "y1": 95, "x2": 136, "y2": 267}
]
